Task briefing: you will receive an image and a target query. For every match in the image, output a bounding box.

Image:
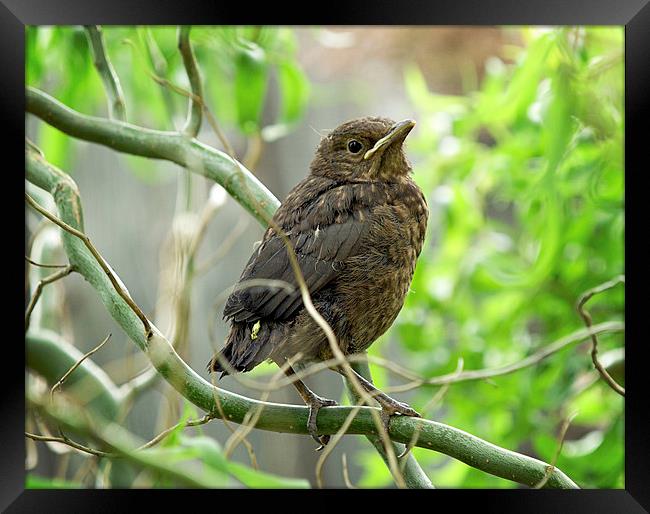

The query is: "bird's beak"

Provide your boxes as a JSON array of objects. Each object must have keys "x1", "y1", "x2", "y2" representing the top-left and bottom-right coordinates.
[{"x1": 364, "y1": 119, "x2": 416, "y2": 160}]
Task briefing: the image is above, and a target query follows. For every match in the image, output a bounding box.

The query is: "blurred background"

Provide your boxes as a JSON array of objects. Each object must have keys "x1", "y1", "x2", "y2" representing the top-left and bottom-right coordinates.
[{"x1": 25, "y1": 25, "x2": 624, "y2": 488}]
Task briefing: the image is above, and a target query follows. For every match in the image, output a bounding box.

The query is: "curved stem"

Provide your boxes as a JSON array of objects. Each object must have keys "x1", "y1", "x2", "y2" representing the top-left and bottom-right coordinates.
[
  {"x1": 576, "y1": 275, "x2": 625, "y2": 396},
  {"x1": 26, "y1": 87, "x2": 279, "y2": 225},
  {"x1": 177, "y1": 26, "x2": 203, "y2": 137},
  {"x1": 84, "y1": 26, "x2": 127, "y2": 122}
]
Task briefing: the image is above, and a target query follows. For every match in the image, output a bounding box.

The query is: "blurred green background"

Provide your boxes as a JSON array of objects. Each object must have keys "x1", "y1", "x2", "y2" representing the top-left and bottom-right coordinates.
[{"x1": 25, "y1": 26, "x2": 624, "y2": 488}]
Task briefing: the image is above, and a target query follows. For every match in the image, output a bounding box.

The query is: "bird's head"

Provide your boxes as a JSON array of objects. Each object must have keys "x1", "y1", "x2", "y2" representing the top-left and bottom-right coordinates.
[{"x1": 310, "y1": 116, "x2": 415, "y2": 182}]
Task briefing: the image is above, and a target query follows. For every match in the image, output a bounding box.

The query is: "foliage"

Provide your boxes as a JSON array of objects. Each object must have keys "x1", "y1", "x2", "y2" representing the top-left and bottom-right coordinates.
[
  {"x1": 25, "y1": 26, "x2": 310, "y2": 176},
  {"x1": 25, "y1": 26, "x2": 623, "y2": 488},
  {"x1": 26, "y1": 475, "x2": 82, "y2": 489},
  {"x1": 361, "y1": 27, "x2": 624, "y2": 488}
]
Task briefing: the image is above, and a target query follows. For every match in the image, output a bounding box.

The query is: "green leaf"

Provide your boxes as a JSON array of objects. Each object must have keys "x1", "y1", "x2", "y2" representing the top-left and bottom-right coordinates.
[
  {"x1": 161, "y1": 400, "x2": 200, "y2": 448},
  {"x1": 123, "y1": 154, "x2": 177, "y2": 185},
  {"x1": 179, "y1": 435, "x2": 309, "y2": 488},
  {"x1": 485, "y1": 33, "x2": 554, "y2": 125},
  {"x1": 541, "y1": 64, "x2": 575, "y2": 175},
  {"x1": 38, "y1": 123, "x2": 72, "y2": 171},
  {"x1": 234, "y1": 41, "x2": 269, "y2": 134},
  {"x1": 260, "y1": 58, "x2": 311, "y2": 142},
  {"x1": 226, "y1": 461, "x2": 309, "y2": 489},
  {"x1": 276, "y1": 58, "x2": 310, "y2": 124},
  {"x1": 26, "y1": 26, "x2": 43, "y2": 86},
  {"x1": 26, "y1": 474, "x2": 82, "y2": 489}
]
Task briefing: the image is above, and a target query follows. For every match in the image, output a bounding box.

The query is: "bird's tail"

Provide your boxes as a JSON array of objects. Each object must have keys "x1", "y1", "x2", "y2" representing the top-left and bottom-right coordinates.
[{"x1": 207, "y1": 320, "x2": 276, "y2": 378}]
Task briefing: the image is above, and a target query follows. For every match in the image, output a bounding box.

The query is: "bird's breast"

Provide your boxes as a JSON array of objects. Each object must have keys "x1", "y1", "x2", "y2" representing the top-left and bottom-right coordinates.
[{"x1": 336, "y1": 183, "x2": 428, "y2": 352}]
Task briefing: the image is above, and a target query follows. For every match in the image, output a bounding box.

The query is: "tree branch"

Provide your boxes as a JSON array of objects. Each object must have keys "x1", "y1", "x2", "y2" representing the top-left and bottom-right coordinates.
[
  {"x1": 177, "y1": 26, "x2": 203, "y2": 137},
  {"x1": 25, "y1": 149, "x2": 579, "y2": 489},
  {"x1": 26, "y1": 86, "x2": 279, "y2": 225},
  {"x1": 84, "y1": 26, "x2": 127, "y2": 122}
]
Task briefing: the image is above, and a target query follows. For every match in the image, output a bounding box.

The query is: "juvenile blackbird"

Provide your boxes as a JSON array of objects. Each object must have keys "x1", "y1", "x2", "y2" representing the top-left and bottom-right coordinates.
[{"x1": 209, "y1": 117, "x2": 428, "y2": 447}]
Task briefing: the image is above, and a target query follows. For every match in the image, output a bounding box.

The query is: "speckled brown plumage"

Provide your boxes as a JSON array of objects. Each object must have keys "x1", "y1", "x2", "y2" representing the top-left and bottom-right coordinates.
[{"x1": 209, "y1": 116, "x2": 428, "y2": 447}]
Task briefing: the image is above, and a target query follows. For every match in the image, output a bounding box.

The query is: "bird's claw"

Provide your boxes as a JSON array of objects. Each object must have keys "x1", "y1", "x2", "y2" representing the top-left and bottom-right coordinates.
[
  {"x1": 378, "y1": 400, "x2": 421, "y2": 435},
  {"x1": 307, "y1": 397, "x2": 337, "y2": 451},
  {"x1": 314, "y1": 436, "x2": 330, "y2": 452}
]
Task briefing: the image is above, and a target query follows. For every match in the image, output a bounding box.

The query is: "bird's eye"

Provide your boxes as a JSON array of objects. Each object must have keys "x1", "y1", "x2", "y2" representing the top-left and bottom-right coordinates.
[{"x1": 347, "y1": 140, "x2": 363, "y2": 154}]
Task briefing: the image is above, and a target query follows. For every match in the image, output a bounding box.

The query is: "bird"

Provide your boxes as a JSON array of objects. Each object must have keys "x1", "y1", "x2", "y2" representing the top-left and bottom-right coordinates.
[{"x1": 208, "y1": 116, "x2": 429, "y2": 448}]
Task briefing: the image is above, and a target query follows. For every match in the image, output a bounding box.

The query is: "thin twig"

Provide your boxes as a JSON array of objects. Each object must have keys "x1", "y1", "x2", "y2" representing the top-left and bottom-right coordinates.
[
  {"x1": 534, "y1": 412, "x2": 578, "y2": 489},
  {"x1": 386, "y1": 321, "x2": 625, "y2": 393},
  {"x1": 25, "y1": 431, "x2": 111, "y2": 458},
  {"x1": 25, "y1": 265, "x2": 74, "y2": 332},
  {"x1": 25, "y1": 193, "x2": 152, "y2": 340},
  {"x1": 25, "y1": 137, "x2": 44, "y2": 157},
  {"x1": 341, "y1": 453, "x2": 357, "y2": 489},
  {"x1": 139, "y1": 28, "x2": 178, "y2": 130},
  {"x1": 344, "y1": 362, "x2": 413, "y2": 488},
  {"x1": 243, "y1": 132, "x2": 264, "y2": 171},
  {"x1": 135, "y1": 414, "x2": 213, "y2": 451},
  {"x1": 144, "y1": 69, "x2": 237, "y2": 157},
  {"x1": 315, "y1": 403, "x2": 364, "y2": 488},
  {"x1": 25, "y1": 255, "x2": 68, "y2": 269},
  {"x1": 50, "y1": 333, "x2": 112, "y2": 403},
  {"x1": 576, "y1": 275, "x2": 625, "y2": 396}
]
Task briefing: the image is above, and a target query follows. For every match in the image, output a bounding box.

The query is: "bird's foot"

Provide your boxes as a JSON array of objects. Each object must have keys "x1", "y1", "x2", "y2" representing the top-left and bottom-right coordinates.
[
  {"x1": 306, "y1": 396, "x2": 338, "y2": 451},
  {"x1": 377, "y1": 398, "x2": 421, "y2": 436}
]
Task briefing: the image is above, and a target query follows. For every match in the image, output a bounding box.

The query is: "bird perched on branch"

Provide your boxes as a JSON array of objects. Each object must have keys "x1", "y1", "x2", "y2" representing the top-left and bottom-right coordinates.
[{"x1": 209, "y1": 117, "x2": 428, "y2": 448}]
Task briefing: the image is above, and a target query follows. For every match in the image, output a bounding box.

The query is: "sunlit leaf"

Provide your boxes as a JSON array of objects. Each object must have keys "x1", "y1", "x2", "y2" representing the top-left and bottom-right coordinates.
[
  {"x1": 234, "y1": 40, "x2": 269, "y2": 134},
  {"x1": 180, "y1": 435, "x2": 310, "y2": 488},
  {"x1": 26, "y1": 475, "x2": 83, "y2": 489}
]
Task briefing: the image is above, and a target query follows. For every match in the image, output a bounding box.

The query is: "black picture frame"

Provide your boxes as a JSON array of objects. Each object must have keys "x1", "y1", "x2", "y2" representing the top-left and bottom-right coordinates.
[{"x1": 5, "y1": 1, "x2": 648, "y2": 511}]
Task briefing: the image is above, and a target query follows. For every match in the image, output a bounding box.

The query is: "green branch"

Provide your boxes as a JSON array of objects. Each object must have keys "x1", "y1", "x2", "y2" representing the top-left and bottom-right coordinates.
[
  {"x1": 84, "y1": 26, "x2": 127, "y2": 122},
  {"x1": 177, "y1": 26, "x2": 203, "y2": 137},
  {"x1": 25, "y1": 142, "x2": 582, "y2": 489},
  {"x1": 26, "y1": 87, "x2": 279, "y2": 225}
]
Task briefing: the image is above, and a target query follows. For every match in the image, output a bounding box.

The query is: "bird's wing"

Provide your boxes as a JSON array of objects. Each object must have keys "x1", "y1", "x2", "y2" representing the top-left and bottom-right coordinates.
[{"x1": 223, "y1": 206, "x2": 371, "y2": 323}]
